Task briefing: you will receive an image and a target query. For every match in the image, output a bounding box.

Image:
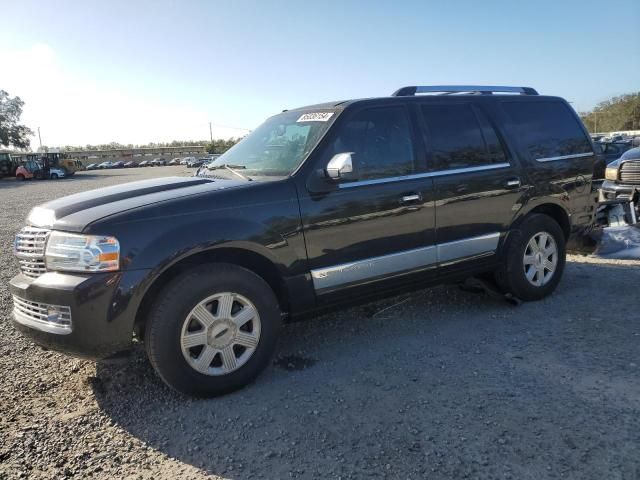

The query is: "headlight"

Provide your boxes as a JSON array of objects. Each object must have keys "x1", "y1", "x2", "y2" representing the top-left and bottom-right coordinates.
[
  {"x1": 605, "y1": 160, "x2": 620, "y2": 181},
  {"x1": 45, "y1": 232, "x2": 120, "y2": 272},
  {"x1": 605, "y1": 166, "x2": 619, "y2": 181}
]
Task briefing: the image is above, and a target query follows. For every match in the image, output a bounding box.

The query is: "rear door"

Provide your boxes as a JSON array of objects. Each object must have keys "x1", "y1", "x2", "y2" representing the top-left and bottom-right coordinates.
[
  {"x1": 419, "y1": 101, "x2": 523, "y2": 264},
  {"x1": 500, "y1": 99, "x2": 596, "y2": 225}
]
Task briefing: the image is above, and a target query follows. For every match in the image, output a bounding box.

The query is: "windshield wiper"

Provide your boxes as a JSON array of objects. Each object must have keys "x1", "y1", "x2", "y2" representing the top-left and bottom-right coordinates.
[
  {"x1": 223, "y1": 164, "x2": 251, "y2": 181},
  {"x1": 206, "y1": 163, "x2": 252, "y2": 181},
  {"x1": 208, "y1": 163, "x2": 247, "y2": 170}
]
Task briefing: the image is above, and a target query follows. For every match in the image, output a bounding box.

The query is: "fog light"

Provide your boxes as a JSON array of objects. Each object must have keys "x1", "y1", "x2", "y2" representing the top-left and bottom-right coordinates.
[
  {"x1": 47, "y1": 307, "x2": 62, "y2": 323},
  {"x1": 13, "y1": 296, "x2": 72, "y2": 335}
]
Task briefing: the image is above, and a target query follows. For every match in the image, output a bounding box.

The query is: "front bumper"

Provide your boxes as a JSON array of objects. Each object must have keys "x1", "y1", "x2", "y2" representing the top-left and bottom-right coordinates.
[
  {"x1": 600, "y1": 180, "x2": 638, "y2": 201},
  {"x1": 9, "y1": 269, "x2": 149, "y2": 360}
]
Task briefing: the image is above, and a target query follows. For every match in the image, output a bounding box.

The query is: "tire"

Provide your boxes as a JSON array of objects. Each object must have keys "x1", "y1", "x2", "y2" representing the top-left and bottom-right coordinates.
[
  {"x1": 50, "y1": 173, "x2": 58, "y2": 179},
  {"x1": 496, "y1": 214, "x2": 566, "y2": 301},
  {"x1": 17, "y1": 174, "x2": 25, "y2": 181},
  {"x1": 145, "y1": 263, "x2": 282, "y2": 397}
]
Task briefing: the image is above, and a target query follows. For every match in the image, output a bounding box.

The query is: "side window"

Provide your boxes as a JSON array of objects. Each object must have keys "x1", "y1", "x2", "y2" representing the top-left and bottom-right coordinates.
[
  {"x1": 421, "y1": 104, "x2": 506, "y2": 170},
  {"x1": 326, "y1": 106, "x2": 415, "y2": 180},
  {"x1": 502, "y1": 101, "x2": 592, "y2": 160},
  {"x1": 605, "y1": 144, "x2": 619, "y2": 155}
]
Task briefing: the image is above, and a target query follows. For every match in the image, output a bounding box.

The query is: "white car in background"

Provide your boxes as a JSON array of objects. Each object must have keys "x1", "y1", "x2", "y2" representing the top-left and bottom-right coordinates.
[{"x1": 48, "y1": 167, "x2": 66, "y2": 179}]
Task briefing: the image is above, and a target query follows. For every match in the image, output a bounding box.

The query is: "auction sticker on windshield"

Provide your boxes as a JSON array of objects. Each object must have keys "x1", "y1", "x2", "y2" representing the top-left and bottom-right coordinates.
[{"x1": 297, "y1": 112, "x2": 334, "y2": 122}]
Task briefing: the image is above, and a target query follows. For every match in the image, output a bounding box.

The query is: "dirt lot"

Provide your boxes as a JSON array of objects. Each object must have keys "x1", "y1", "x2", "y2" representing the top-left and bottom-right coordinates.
[{"x1": 1, "y1": 167, "x2": 639, "y2": 479}]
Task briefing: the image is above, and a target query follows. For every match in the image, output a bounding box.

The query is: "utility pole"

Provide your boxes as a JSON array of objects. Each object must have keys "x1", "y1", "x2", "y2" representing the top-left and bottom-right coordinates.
[
  {"x1": 37, "y1": 127, "x2": 42, "y2": 150},
  {"x1": 209, "y1": 122, "x2": 213, "y2": 143}
]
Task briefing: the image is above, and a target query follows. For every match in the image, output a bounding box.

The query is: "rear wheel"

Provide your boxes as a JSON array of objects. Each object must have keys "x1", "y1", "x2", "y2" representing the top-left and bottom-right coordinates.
[
  {"x1": 17, "y1": 174, "x2": 25, "y2": 181},
  {"x1": 145, "y1": 263, "x2": 282, "y2": 397},
  {"x1": 496, "y1": 214, "x2": 566, "y2": 301},
  {"x1": 50, "y1": 173, "x2": 58, "y2": 179}
]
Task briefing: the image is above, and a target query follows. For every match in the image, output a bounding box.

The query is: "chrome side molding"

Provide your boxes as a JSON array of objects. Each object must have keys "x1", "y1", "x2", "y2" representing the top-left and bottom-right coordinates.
[
  {"x1": 311, "y1": 232, "x2": 500, "y2": 291},
  {"x1": 535, "y1": 152, "x2": 593, "y2": 163},
  {"x1": 339, "y1": 163, "x2": 511, "y2": 189}
]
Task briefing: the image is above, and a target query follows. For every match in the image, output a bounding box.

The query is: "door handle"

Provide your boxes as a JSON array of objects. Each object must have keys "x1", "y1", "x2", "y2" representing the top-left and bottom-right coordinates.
[
  {"x1": 401, "y1": 194, "x2": 422, "y2": 203},
  {"x1": 505, "y1": 178, "x2": 521, "y2": 189}
]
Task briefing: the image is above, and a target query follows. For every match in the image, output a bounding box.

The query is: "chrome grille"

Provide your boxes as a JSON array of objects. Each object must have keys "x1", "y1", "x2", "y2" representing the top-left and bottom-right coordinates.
[
  {"x1": 14, "y1": 226, "x2": 50, "y2": 278},
  {"x1": 12, "y1": 296, "x2": 72, "y2": 334},
  {"x1": 620, "y1": 161, "x2": 640, "y2": 185}
]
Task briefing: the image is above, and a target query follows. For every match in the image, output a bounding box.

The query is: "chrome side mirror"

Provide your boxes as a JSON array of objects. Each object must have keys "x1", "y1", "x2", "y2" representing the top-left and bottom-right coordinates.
[{"x1": 326, "y1": 152, "x2": 354, "y2": 180}]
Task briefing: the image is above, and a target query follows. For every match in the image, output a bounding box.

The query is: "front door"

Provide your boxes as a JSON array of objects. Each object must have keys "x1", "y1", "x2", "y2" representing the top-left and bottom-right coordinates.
[{"x1": 297, "y1": 104, "x2": 436, "y2": 299}]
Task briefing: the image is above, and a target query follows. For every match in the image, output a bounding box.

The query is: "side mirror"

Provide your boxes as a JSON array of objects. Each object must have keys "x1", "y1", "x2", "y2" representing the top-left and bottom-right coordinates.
[{"x1": 326, "y1": 152, "x2": 354, "y2": 180}]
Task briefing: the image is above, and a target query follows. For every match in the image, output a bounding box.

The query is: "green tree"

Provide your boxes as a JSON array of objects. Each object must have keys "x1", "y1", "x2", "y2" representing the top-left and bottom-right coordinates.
[
  {"x1": 0, "y1": 90, "x2": 33, "y2": 149},
  {"x1": 205, "y1": 137, "x2": 242, "y2": 154},
  {"x1": 580, "y1": 93, "x2": 640, "y2": 133}
]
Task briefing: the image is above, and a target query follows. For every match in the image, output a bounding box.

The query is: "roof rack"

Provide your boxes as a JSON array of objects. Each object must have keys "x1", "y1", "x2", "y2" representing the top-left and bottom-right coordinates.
[{"x1": 392, "y1": 85, "x2": 539, "y2": 97}]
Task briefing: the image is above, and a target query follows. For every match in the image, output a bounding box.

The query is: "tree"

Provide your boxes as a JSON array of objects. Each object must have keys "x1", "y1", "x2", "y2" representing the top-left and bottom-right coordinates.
[
  {"x1": 205, "y1": 137, "x2": 243, "y2": 154},
  {"x1": 0, "y1": 90, "x2": 33, "y2": 149},
  {"x1": 579, "y1": 93, "x2": 640, "y2": 133}
]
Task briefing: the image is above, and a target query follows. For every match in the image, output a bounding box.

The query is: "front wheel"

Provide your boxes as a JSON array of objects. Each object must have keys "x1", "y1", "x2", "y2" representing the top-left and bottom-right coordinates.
[
  {"x1": 496, "y1": 214, "x2": 566, "y2": 301},
  {"x1": 145, "y1": 263, "x2": 282, "y2": 397}
]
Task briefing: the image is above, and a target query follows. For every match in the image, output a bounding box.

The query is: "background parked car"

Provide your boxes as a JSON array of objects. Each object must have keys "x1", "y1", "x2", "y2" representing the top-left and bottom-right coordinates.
[
  {"x1": 139, "y1": 160, "x2": 151, "y2": 167},
  {"x1": 98, "y1": 161, "x2": 113, "y2": 169},
  {"x1": 168, "y1": 158, "x2": 181, "y2": 165},
  {"x1": 180, "y1": 157, "x2": 194, "y2": 165},
  {"x1": 151, "y1": 158, "x2": 167, "y2": 166},
  {"x1": 48, "y1": 167, "x2": 66, "y2": 179},
  {"x1": 187, "y1": 158, "x2": 207, "y2": 168},
  {"x1": 596, "y1": 142, "x2": 633, "y2": 162},
  {"x1": 112, "y1": 161, "x2": 125, "y2": 168},
  {"x1": 86, "y1": 163, "x2": 98, "y2": 170},
  {"x1": 124, "y1": 161, "x2": 138, "y2": 168}
]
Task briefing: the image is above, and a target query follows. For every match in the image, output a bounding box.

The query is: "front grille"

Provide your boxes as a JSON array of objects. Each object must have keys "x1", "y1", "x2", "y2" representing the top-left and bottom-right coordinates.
[
  {"x1": 14, "y1": 226, "x2": 50, "y2": 278},
  {"x1": 12, "y1": 296, "x2": 72, "y2": 334},
  {"x1": 620, "y1": 161, "x2": 640, "y2": 185}
]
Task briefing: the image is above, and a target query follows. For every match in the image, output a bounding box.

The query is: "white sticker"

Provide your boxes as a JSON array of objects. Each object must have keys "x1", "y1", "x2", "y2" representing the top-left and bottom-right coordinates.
[{"x1": 297, "y1": 112, "x2": 334, "y2": 122}]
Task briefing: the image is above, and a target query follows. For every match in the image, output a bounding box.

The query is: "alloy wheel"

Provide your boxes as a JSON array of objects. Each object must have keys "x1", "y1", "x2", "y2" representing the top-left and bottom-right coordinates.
[
  {"x1": 523, "y1": 231, "x2": 558, "y2": 287},
  {"x1": 180, "y1": 292, "x2": 261, "y2": 376}
]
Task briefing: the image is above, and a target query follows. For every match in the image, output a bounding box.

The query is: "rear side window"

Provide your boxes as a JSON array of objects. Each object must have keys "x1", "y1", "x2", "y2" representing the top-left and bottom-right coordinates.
[
  {"x1": 502, "y1": 101, "x2": 592, "y2": 160},
  {"x1": 325, "y1": 106, "x2": 415, "y2": 180},
  {"x1": 421, "y1": 104, "x2": 506, "y2": 170}
]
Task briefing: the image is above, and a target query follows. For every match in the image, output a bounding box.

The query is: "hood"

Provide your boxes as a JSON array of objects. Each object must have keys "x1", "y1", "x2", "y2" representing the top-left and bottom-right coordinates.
[{"x1": 27, "y1": 176, "x2": 246, "y2": 232}]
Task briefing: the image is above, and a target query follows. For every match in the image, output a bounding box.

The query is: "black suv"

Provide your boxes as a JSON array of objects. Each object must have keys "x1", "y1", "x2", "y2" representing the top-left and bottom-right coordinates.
[{"x1": 10, "y1": 85, "x2": 598, "y2": 397}]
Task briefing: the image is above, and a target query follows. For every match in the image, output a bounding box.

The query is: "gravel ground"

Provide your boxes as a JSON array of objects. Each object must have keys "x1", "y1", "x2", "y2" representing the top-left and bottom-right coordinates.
[{"x1": 1, "y1": 167, "x2": 639, "y2": 480}]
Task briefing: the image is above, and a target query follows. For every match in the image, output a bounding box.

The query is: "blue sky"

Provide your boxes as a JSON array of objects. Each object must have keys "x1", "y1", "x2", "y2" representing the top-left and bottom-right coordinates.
[{"x1": 2, "y1": 0, "x2": 639, "y2": 146}]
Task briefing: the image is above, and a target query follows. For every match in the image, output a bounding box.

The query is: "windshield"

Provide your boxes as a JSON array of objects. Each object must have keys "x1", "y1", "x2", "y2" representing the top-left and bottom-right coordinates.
[{"x1": 206, "y1": 109, "x2": 338, "y2": 176}]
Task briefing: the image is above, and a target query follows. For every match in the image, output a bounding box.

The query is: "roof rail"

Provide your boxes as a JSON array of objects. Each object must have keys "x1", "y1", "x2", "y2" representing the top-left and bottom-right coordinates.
[{"x1": 392, "y1": 85, "x2": 539, "y2": 96}]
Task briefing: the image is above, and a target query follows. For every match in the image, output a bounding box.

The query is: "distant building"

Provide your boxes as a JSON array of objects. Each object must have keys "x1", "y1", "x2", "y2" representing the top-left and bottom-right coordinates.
[{"x1": 66, "y1": 146, "x2": 207, "y2": 165}]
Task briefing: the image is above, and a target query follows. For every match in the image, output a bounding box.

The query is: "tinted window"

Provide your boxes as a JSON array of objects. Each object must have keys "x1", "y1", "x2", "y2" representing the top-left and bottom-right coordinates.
[
  {"x1": 326, "y1": 106, "x2": 415, "y2": 180},
  {"x1": 502, "y1": 101, "x2": 592, "y2": 160},
  {"x1": 604, "y1": 144, "x2": 620, "y2": 154},
  {"x1": 421, "y1": 104, "x2": 506, "y2": 170}
]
